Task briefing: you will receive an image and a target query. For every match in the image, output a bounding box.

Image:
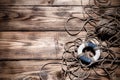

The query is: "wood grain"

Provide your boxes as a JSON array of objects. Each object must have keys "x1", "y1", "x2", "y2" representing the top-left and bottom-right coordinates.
[
  {"x1": 0, "y1": 60, "x2": 119, "y2": 80},
  {"x1": 0, "y1": 0, "x2": 119, "y2": 80},
  {"x1": 0, "y1": 31, "x2": 87, "y2": 59},
  {"x1": 0, "y1": 32, "x2": 120, "y2": 60},
  {"x1": 0, "y1": 60, "x2": 61, "y2": 80},
  {"x1": 0, "y1": 0, "x2": 119, "y2": 6},
  {"x1": 0, "y1": 6, "x2": 118, "y2": 31},
  {"x1": 0, "y1": 6, "x2": 94, "y2": 31}
]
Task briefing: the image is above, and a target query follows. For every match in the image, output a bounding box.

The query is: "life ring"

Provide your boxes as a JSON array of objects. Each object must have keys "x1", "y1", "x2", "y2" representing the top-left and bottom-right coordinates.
[{"x1": 77, "y1": 41, "x2": 101, "y2": 64}]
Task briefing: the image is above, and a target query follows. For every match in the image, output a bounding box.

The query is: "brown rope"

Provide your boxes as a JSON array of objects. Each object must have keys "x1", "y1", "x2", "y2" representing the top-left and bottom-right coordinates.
[{"x1": 40, "y1": 0, "x2": 119, "y2": 80}]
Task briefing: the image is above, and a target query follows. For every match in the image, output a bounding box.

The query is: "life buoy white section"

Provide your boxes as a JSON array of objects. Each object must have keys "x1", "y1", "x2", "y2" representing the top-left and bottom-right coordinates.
[
  {"x1": 93, "y1": 49, "x2": 101, "y2": 61},
  {"x1": 77, "y1": 41, "x2": 101, "y2": 63},
  {"x1": 78, "y1": 43, "x2": 85, "y2": 55}
]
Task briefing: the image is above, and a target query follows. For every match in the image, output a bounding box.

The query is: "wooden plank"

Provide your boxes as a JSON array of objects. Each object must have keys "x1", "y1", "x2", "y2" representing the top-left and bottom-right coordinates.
[
  {"x1": 0, "y1": 32, "x2": 120, "y2": 60},
  {"x1": 0, "y1": 60, "x2": 62, "y2": 80},
  {"x1": 0, "y1": 31, "x2": 87, "y2": 59},
  {"x1": 0, "y1": 60, "x2": 119, "y2": 80},
  {"x1": 0, "y1": 6, "x2": 118, "y2": 31},
  {"x1": 0, "y1": 0, "x2": 119, "y2": 6},
  {"x1": 0, "y1": 6, "x2": 93, "y2": 31}
]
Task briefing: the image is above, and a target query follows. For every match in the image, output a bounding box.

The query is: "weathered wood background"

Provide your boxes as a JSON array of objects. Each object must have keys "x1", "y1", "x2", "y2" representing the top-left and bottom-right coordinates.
[{"x1": 0, "y1": 0, "x2": 120, "y2": 80}]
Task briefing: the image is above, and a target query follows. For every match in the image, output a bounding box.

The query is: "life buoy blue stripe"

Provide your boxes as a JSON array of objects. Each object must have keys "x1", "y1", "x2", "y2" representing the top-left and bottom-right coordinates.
[
  {"x1": 79, "y1": 55, "x2": 92, "y2": 63},
  {"x1": 87, "y1": 42, "x2": 97, "y2": 48}
]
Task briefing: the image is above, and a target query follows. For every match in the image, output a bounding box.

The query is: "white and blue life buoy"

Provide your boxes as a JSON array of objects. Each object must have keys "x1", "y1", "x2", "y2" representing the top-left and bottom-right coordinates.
[{"x1": 77, "y1": 41, "x2": 101, "y2": 64}]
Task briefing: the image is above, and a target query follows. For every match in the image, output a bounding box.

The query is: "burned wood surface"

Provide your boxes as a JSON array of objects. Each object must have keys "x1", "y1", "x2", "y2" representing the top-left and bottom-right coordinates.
[{"x1": 0, "y1": 0, "x2": 119, "y2": 80}]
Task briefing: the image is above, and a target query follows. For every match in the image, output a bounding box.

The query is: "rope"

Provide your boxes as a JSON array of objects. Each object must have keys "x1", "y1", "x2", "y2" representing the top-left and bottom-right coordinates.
[{"x1": 40, "y1": 0, "x2": 119, "y2": 80}]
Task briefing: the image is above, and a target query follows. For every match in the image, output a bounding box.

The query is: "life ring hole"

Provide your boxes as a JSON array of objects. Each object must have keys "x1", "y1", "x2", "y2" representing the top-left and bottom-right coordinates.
[{"x1": 82, "y1": 46, "x2": 95, "y2": 58}]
